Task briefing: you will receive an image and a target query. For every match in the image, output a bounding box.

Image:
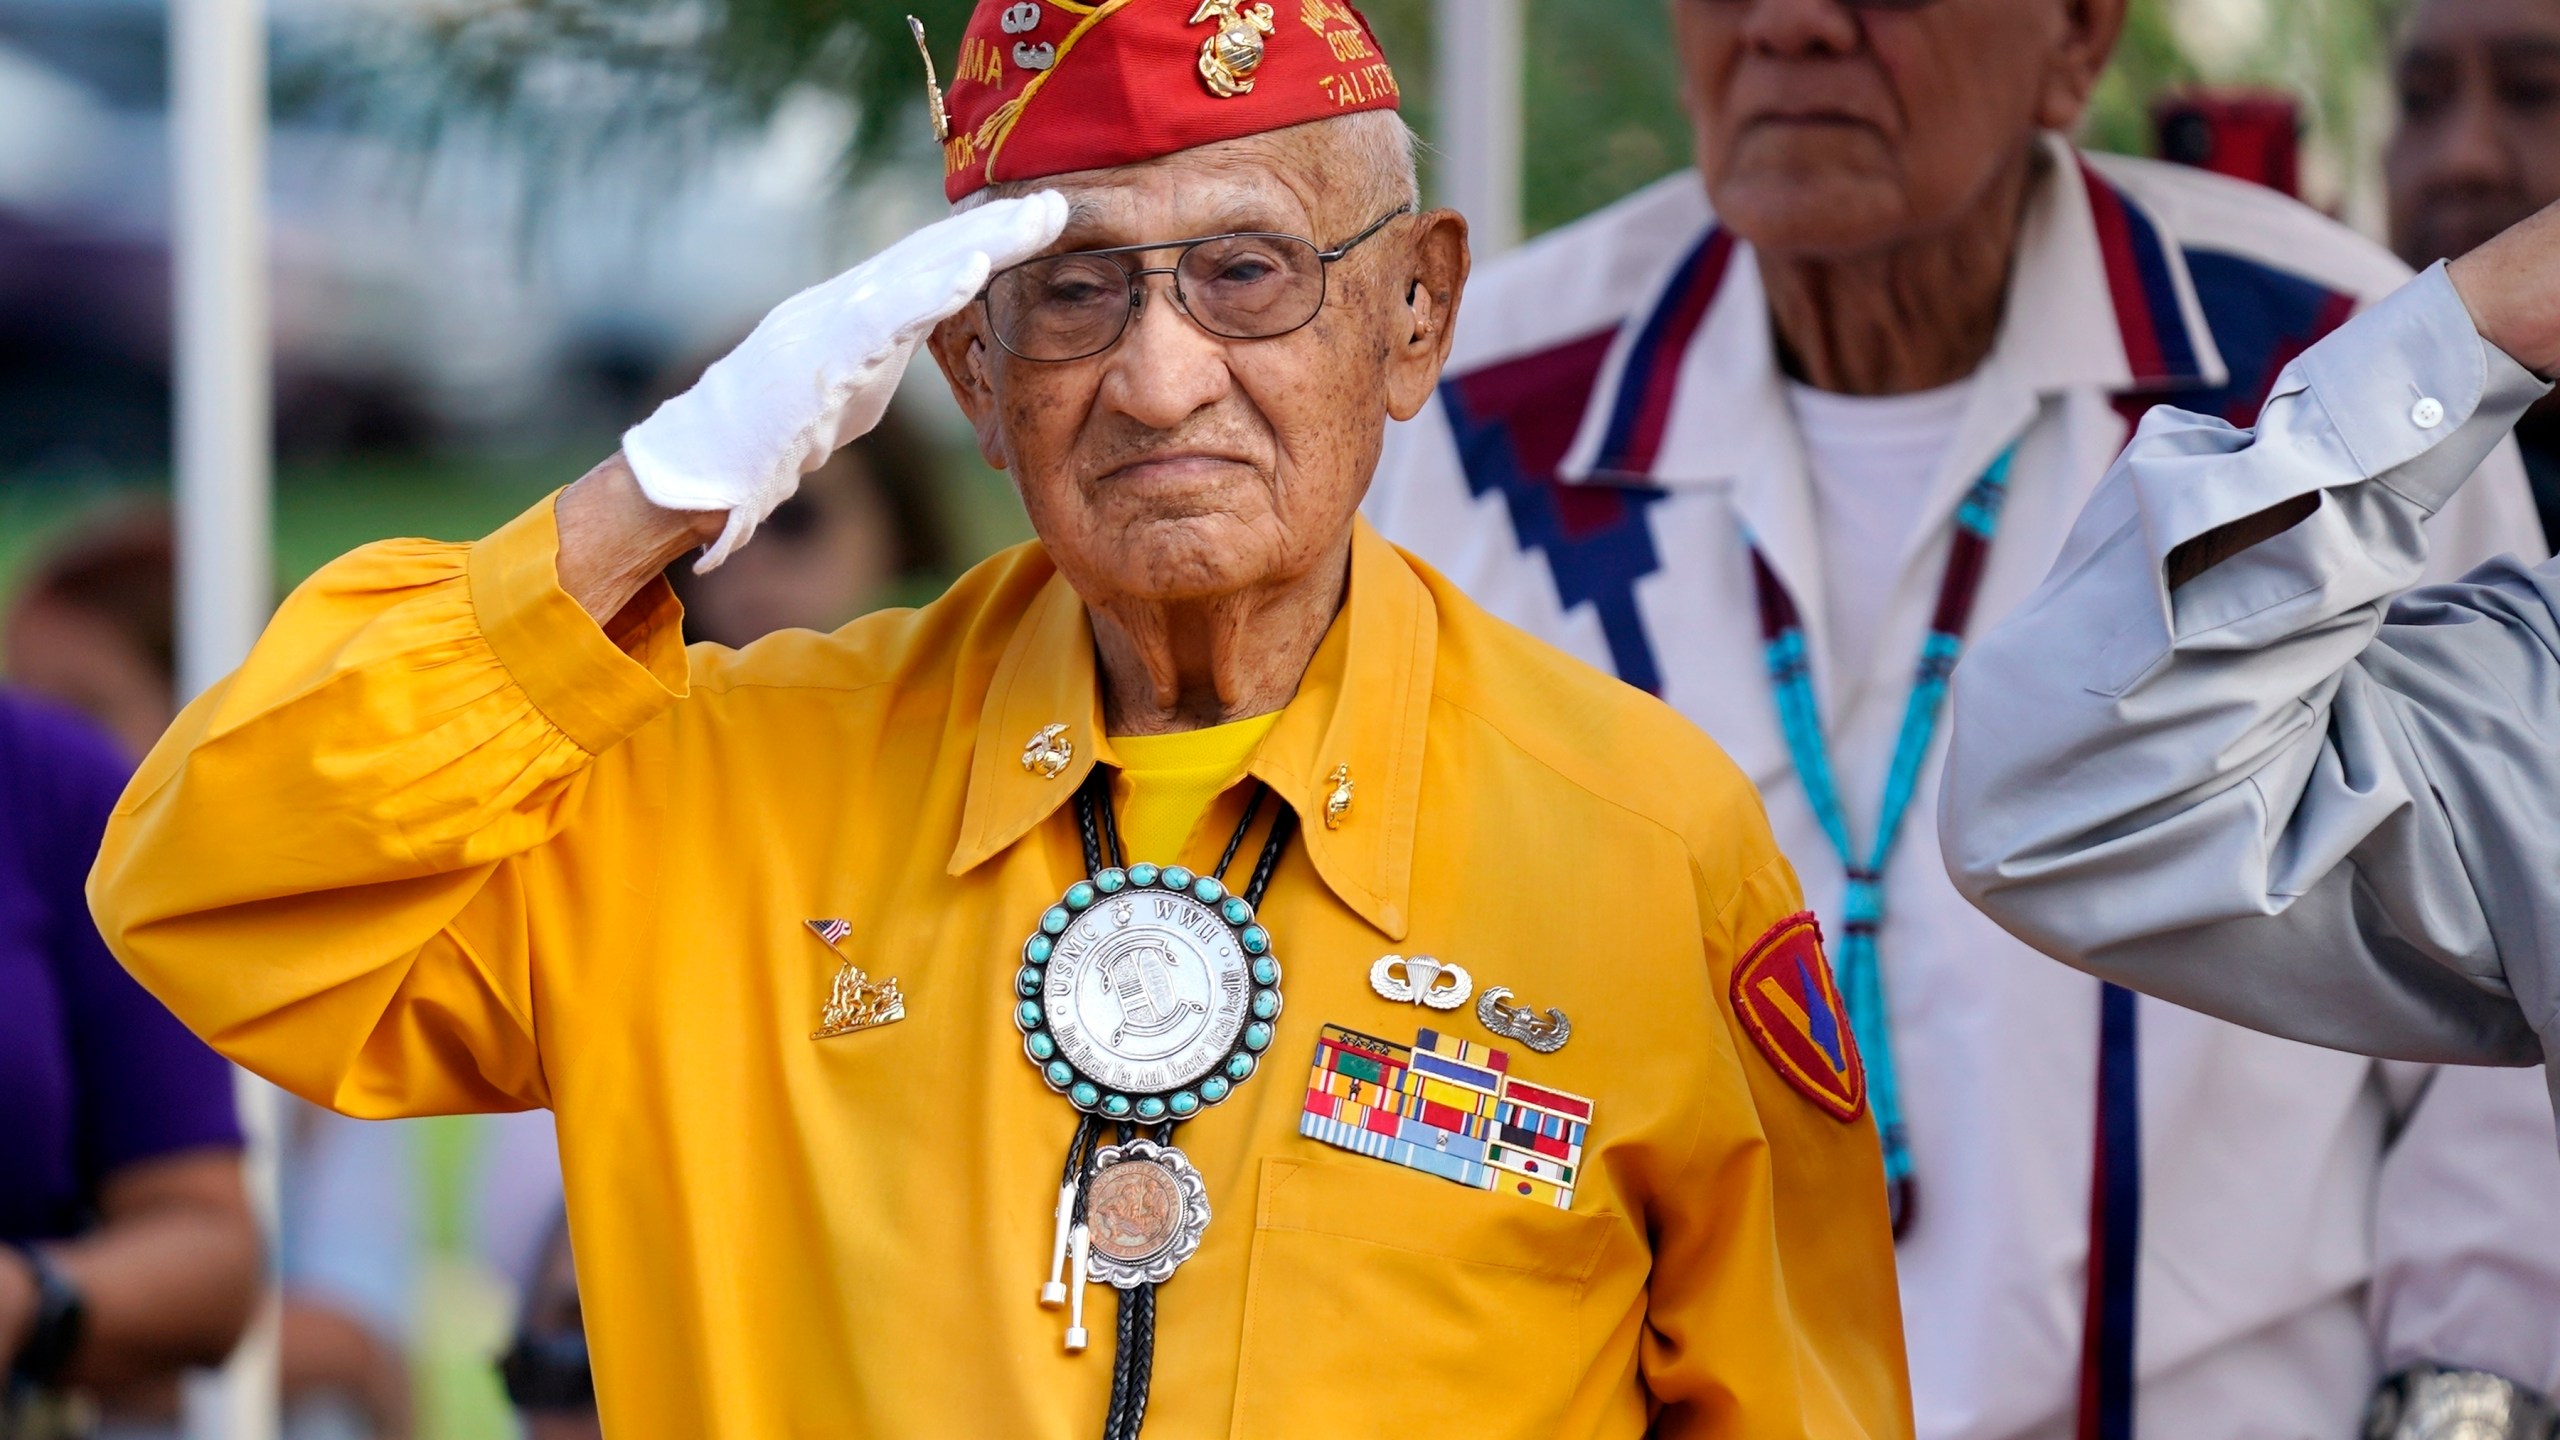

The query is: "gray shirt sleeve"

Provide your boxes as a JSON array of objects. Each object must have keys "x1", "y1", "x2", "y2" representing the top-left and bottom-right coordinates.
[{"x1": 1939, "y1": 263, "x2": 2560, "y2": 1085}]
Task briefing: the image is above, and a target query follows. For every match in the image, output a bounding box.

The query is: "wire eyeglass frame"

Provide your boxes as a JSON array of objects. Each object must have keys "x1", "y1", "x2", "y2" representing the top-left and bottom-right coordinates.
[{"x1": 979, "y1": 204, "x2": 1416, "y2": 363}]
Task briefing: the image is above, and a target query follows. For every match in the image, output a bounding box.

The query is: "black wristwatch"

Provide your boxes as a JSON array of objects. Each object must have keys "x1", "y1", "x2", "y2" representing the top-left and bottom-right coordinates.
[
  {"x1": 5, "y1": 1243, "x2": 85, "y2": 1388},
  {"x1": 498, "y1": 1329, "x2": 595, "y2": 1412}
]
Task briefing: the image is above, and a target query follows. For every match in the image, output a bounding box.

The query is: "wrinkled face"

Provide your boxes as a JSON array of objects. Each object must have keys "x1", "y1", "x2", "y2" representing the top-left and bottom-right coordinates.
[
  {"x1": 929, "y1": 125, "x2": 1465, "y2": 610},
  {"x1": 1673, "y1": 0, "x2": 2112, "y2": 257},
  {"x1": 2387, "y1": 0, "x2": 2560, "y2": 267}
]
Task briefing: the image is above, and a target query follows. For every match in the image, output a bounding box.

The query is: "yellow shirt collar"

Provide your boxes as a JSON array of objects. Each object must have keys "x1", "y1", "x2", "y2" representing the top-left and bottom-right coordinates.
[{"x1": 950, "y1": 516, "x2": 1434, "y2": 940}]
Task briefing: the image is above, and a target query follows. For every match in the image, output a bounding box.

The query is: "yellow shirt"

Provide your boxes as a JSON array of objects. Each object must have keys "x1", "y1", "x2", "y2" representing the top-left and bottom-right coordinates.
[
  {"x1": 93, "y1": 502, "x2": 1912, "y2": 1439},
  {"x1": 1109, "y1": 713, "x2": 1282, "y2": 865}
]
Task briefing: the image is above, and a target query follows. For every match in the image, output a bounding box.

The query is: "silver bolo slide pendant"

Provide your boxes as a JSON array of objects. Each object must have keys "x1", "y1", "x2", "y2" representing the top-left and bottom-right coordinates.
[{"x1": 1019, "y1": 859, "x2": 1281, "y2": 1353}]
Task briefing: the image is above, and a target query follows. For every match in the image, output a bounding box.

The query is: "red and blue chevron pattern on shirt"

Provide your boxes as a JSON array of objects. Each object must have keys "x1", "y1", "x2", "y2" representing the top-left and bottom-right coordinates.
[
  {"x1": 1433, "y1": 232, "x2": 1738, "y2": 697},
  {"x1": 2081, "y1": 160, "x2": 2357, "y2": 428}
]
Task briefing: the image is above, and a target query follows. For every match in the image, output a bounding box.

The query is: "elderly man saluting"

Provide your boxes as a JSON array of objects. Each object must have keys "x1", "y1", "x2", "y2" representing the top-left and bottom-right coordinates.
[
  {"x1": 86, "y1": 3, "x2": 1908, "y2": 1437},
  {"x1": 1369, "y1": 0, "x2": 2560, "y2": 1436}
]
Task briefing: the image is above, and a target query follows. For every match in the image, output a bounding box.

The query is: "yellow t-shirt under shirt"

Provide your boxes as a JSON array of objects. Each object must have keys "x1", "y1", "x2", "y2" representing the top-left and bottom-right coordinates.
[{"x1": 1107, "y1": 711, "x2": 1282, "y2": 865}]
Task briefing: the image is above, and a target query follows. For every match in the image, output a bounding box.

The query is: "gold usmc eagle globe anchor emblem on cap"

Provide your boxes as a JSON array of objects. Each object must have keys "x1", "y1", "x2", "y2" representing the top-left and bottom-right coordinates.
[{"x1": 1190, "y1": 0, "x2": 1277, "y2": 97}]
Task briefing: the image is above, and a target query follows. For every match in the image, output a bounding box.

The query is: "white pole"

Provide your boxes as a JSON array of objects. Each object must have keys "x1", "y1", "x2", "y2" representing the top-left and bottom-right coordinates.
[
  {"x1": 171, "y1": 0, "x2": 268, "y2": 693},
  {"x1": 171, "y1": 0, "x2": 278, "y2": 1434},
  {"x1": 1433, "y1": 0, "x2": 1525, "y2": 258}
]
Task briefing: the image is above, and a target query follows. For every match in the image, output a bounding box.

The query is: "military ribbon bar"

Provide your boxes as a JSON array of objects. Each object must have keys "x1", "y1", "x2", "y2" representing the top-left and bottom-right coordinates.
[{"x1": 1299, "y1": 1023, "x2": 1595, "y2": 1210}]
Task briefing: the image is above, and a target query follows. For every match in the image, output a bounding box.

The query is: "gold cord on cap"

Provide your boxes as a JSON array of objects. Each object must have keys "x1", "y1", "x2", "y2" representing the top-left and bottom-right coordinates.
[{"x1": 908, "y1": 15, "x2": 953, "y2": 144}]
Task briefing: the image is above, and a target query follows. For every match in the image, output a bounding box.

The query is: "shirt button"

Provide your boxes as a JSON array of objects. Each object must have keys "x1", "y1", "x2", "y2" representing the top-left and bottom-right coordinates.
[{"x1": 2411, "y1": 397, "x2": 2445, "y2": 429}]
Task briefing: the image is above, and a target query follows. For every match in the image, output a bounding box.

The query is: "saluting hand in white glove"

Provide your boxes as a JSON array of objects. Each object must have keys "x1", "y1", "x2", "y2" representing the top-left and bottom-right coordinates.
[{"x1": 622, "y1": 191, "x2": 1069, "y2": 571}]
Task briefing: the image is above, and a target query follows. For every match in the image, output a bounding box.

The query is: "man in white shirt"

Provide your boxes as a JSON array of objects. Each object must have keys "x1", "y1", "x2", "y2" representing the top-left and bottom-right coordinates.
[{"x1": 1367, "y1": 0, "x2": 2560, "y2": 1435}]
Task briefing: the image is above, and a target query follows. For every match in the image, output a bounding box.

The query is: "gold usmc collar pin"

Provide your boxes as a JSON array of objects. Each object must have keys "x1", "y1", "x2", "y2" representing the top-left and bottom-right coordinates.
[{"x1": 1021, "y1": 722, "x2": 1073, "y2": 779}]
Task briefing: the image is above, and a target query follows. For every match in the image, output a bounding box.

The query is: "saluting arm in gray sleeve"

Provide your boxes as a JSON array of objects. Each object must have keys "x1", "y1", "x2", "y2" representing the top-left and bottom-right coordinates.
[{"x1": 1938, "y1": 263, "x2": 2560, "y2": 1080}]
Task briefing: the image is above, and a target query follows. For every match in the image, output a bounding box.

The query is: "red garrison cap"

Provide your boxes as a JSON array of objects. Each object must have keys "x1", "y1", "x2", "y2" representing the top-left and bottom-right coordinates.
[{"x1": 932, "y1": 0, "x2": 1401, "y2": 202}]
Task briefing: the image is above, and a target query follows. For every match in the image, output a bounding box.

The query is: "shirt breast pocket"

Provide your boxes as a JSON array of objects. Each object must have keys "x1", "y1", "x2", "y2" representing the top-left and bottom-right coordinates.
[{"x1": 1226, "y1": 1155, "x2": 1615, "y2": 1440}]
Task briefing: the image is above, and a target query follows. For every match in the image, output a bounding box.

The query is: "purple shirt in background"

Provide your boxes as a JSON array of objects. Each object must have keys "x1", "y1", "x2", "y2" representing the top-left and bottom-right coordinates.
[{"x1": 0, "y1": 689, "x2": 240, "y2": 1241}]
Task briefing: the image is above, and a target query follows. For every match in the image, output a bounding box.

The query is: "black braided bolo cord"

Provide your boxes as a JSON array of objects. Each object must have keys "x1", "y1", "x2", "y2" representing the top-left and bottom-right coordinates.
[
  {"x1": 1061, "y1": 1113, "x2": 1100, "y2": 1206},
  {"x1": 1212, "y1": 787, "x2": 1266, "y2": 881},
  {"x1": 1064, "y1": 769, "x2": 1297, "y2": 1440},
  {"x1": 1240, "y1": 804, "x2": 1296, "y2": 908},
  {"x1": 1102, "y1": 1283, "x2": 1157, "y2": 1440},
  {"x1": 1075, "y1": 767, "x2": 1116, "y2": 876}
]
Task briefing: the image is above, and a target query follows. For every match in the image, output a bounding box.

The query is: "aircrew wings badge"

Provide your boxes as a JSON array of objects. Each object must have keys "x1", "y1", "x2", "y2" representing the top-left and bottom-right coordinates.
[{"x1": 1731, "y1": 913, "x2": 1866, "y2": 1122}]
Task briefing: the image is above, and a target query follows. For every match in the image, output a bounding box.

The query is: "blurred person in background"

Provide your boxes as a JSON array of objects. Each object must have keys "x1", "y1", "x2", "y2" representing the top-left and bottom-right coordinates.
[
  {"x1": 471, "y1": 1112, "x2": 592, "y2": 1440},
  {"x1": 273, "y1": 1103, "x2": 413, "y2": 1440},
  {"x1": 4, "y1": 514, "x2": 176, "y2": 762},
  {"x1": 660, "y1": 400, "x2": 953, "y2": 647},
  {"x1": 0, "y1": 687, "x2": 255, "y2": 1439},
  {"x1": 7, "y1": 516, "x2": 414, "y2": 1440},
  {"x1": 495, "y1": 1210, "x2": 598, "y2": 1440},
  {"x1": 1369, "y1": 0, "x2": 2560, "y2": 1436},
  {"x1": 2388, "y1": 0, "x2": 2560, "y2": 544}
]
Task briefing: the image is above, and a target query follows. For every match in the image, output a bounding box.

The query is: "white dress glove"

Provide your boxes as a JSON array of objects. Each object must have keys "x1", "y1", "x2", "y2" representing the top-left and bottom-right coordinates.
[{"x1": 622, "y1": 191, "x2": 1069, "y2": 571}]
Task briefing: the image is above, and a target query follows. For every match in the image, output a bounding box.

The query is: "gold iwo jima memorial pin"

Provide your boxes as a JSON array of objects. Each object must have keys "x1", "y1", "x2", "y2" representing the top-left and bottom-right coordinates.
[{"x1": 808, "y1": 919, "x2": 906, "y2": 1038}]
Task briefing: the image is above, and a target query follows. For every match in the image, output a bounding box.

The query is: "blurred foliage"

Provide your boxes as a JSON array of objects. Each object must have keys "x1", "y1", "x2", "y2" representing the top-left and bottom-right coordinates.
[
  {"x1": 1339, "y1": 0, "x2": 1690, "y2": 233},
  {"x1": 293, "y1": 0, "x2": 2404, "y2": 235},
  {"x1": 2091, "y1": 0, "x2": 2409, "y2": 214},
  {"x1": 2084, "y1": 0, "x2": 2203, "y2": 158},
  {"x1": 1520, "y1": 0, "x2": 1693, "y2": 233},
  {"x1": 295, "y1": 0, "x2": 1693, "y2": 232},
  {"x1": 2247, "y1": 0, "x2": 2408, "y2": 198},
  {"x1": 0, "y1": 440, "x2": 1034, "y2": 610},
  {"x1": 282, "y1": 0, "x2": 984, "y2": 186}
]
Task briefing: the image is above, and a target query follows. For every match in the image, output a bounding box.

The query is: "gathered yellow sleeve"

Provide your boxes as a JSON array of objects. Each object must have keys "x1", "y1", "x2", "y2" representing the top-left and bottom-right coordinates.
[{"x1": 90, "y1": 496, "x2": 690, "y2": 1118}]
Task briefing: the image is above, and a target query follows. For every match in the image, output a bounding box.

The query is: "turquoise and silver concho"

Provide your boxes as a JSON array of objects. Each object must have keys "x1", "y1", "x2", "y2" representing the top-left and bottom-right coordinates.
[{"x1": 1015, "y1": 864, "x2": 1284, "y2": 1122}]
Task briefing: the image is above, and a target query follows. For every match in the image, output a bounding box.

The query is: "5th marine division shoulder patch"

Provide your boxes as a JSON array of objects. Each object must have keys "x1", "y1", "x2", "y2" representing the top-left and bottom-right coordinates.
[{"x1": 1731, "y1": 912, "x2": 1867, "y2": 1123}]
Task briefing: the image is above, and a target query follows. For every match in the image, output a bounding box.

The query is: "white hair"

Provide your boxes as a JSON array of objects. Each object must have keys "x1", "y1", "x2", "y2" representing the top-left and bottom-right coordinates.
[{"x1": 955, "y1": 109, "x2": 1421, "y2": 216}]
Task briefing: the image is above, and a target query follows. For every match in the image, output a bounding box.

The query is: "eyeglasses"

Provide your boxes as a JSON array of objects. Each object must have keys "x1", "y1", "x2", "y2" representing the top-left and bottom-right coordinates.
[{"x1": 980, "y1": 205, "x2": 1413, "y2": 363}]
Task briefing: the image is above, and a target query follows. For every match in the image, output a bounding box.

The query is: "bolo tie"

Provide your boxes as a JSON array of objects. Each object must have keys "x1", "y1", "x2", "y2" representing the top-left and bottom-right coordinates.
[{"x1": 1013, "y1": 765, "x2": 1295, "y2": 1439}]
